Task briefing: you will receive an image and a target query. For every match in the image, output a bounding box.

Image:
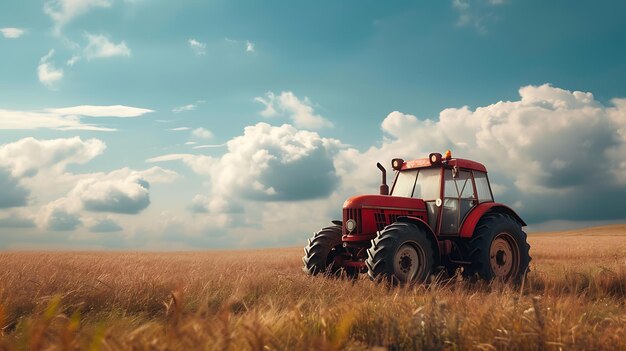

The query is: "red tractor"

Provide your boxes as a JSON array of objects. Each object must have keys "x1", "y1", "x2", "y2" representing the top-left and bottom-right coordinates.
[{"x1": 303, "y1": 151, "x2": 531, "y2": 284}]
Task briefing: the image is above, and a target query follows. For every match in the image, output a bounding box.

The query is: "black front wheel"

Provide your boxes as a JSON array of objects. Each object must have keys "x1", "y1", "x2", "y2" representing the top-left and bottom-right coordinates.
[
  {"x1": 302, "y1": 225, "x2": 357, "y2": 278},
  {"x1": 365, "y1": 222, "x2": 435, "y2": 285}
]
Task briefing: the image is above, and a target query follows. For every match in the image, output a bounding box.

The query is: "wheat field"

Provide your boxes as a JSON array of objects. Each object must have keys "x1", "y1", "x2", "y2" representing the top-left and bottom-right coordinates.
[{"x1": 1, "y1": 225, "x2": 626, "y2": 350}]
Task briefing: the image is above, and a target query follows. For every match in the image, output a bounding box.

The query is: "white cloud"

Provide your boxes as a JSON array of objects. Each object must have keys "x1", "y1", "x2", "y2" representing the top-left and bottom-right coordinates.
[
  {"x1": 170, "y1": 127, "x2": 191, "y2": 131},
  {"x1": 254, "y1": 91, "x2": 333, "y2": 129},
  {"x1": 225, "y1": 38, "x2": 257, "y2": 54},
  {"x1": 246, "y1": 40, "x2": 255, "y2": 53},
  {"x1": 149, "y1": 123, "x2": 341, "y2": 218},
  {"x1": 0, "y1": 137, "x2": 106, "y2": 177},
  {"x1": 35, "y1": 165, "x2": 178, "y2": 230},
  {"x1": 0, "y1": 105, "x2": 153, "y2": 131},
  {"x1": 0, "y1": 136, "x2": 105, "y2": 213},
  {"x1": 0, "y1": 28, "x2": 25, "y2": 39},
  {"x1": 84, "y1": 33, "x2": 131, "y2": 60},
  {"x1": 73, "y1": 171, "x2": 151, "y2": 214},
  {"x1": 192, "y1": 144, "x2": 226, "y2": 150},
  {"x1": 44, "y1": 0, "x2": 112, "y2": 36},
  {"x1": 47, "y1": 105, "x2": 153, "y2": 117},
  {"x1": 146, "y1": 154, "x2": 194, "y2": 163},
  {"x1": 451, "y1": 0, "x2": 504, "y2": 33},
  {"x1": 173, "y1": 104, "x2": 197, "y2": 113},
  {"x1": 188, "y1": 38, "x2": 206, "y2": 55},
  {"x1": 192, "y1": 127, "x2": 213, "y2": 140},
  {"x1": 173, "y1": 100, "x2": 204, "y2": 113},
  {"x1": 66, "y1": 55, "x2": 80, "y2": 66},
  {"x1": 38, "y1": 49, "x2": 64, "y2": 89}
]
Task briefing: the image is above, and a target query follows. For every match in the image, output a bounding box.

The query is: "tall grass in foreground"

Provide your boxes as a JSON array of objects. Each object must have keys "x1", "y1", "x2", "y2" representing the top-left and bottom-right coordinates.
[{"x1": 0, "y1": 226, "x2": 626, "y2": 350}]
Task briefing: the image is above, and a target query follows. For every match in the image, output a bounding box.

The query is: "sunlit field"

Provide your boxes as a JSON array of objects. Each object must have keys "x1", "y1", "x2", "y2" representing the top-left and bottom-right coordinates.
[{"x1": 1, "y1": 225, "x2": 625, "y2": 350}]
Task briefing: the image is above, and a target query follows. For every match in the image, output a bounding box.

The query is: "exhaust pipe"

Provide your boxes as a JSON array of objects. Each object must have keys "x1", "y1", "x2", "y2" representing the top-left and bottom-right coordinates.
[{"x1": 377, "y1": 162, "x2": 389, "y2": 195}]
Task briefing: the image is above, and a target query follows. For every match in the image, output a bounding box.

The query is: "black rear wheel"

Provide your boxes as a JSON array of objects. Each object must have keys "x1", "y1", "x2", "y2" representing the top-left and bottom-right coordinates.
[
  {"x1": 365, "y1": 222, "x2": 435, "y2": 285},
  {"x1": 302, "y1": 225, "x2": 357, "y2": 278},
  {"x1": 462, "y1": 213, "x2": 531, "y2": 282}
]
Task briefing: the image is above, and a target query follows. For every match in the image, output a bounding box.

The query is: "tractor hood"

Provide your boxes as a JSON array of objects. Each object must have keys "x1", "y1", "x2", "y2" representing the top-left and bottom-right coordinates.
[{"x1": 343, "y1": 194, "x2": 426, "y2": 210}]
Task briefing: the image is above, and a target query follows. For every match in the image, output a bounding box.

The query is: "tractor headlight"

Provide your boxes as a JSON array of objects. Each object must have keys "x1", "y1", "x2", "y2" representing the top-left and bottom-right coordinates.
[{"x1": 346, "y1": 219, "x2": 357, "y2": 233}]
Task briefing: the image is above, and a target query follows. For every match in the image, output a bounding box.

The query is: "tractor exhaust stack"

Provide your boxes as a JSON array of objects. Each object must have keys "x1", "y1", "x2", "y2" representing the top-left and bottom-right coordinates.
[{"x1": 377, "y1": 162, "x2": 389, "y2": 195}]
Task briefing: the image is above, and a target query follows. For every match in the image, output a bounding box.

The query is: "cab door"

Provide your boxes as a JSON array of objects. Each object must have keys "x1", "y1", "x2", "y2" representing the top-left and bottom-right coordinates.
[{"x1": 440, "y1": 168, "x2": 477, "y2": 235}]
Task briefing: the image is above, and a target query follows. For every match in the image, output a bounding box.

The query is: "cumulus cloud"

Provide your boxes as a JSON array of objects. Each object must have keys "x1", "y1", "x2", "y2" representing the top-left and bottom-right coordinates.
[
  {"x1": 44, "y1": 0, "x2": 112, "y2": 36},
  {"x1": 70, "y1": 167, "x2": 178, "y2": 214},
  {"x1": 188, "y1": 39, "x2": 206, "y2": 55},
  {"x1": 254, "y1": 91, "x2": 333, "y2": 129},
  {"x1": 0, "y1": 137, "x2": 106, "y2": 177},
  {"x1": 34, "y1": 165, "x2": 178, "y2": 230},
  {"x1": 0, "y1": 28, "x2": 25, "y2": 39},
  {"x1": 192, "y1": 127, "x2": 213, "y2": 140},
  {"x1": 149, "y1": 123, "x2": 341, "y2": 229},
  {"x1": 84, "y1": 33, "x2": 131, "y2": 59},
  {"x1": 335, "y1": 84, "x2": 626, "y2": 223},
  {"x1": 0, "y1": 105, "x2": 153, "y2": 131},
  {"x1": 38, "y1": 49, "x2": 64, "y2": 89}
]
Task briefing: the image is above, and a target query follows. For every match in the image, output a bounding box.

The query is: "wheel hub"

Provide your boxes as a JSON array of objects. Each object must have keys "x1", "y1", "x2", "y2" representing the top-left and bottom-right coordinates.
[
  {"x1": 393, "y1": 244, "x2": 423, "y2": 283},
  {"x1": 490, "y1": 233, "x2": 519, "y2": 279},
  {"x1": 399, "y1": 254, "x2": 412, "y2": 272}
]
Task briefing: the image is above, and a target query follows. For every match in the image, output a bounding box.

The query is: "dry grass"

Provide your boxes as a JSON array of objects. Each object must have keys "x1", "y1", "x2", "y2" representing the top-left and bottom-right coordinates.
[{"x1": 1, "y1": 225, "x2": 626, "y2": 350}]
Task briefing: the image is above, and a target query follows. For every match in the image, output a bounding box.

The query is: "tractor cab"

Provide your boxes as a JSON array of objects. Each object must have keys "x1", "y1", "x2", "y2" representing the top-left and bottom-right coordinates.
[{"x1": 386, "y1": 151, "x2": 494, "y2": 236}]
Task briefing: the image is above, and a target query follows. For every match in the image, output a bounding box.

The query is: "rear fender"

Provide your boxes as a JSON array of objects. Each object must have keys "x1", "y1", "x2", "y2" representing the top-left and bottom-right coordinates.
[
  {"x1": 396, "y1": 216, "x2": 441, "y2": 263},
  {"x1": 459, "y1": 202, "x2": 526, "y2": 238}
]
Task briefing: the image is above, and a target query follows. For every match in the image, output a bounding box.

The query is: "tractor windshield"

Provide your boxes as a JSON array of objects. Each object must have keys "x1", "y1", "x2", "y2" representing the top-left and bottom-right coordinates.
[{"x1": 390, "y1": 167, "x2": 441, "y2": 199}]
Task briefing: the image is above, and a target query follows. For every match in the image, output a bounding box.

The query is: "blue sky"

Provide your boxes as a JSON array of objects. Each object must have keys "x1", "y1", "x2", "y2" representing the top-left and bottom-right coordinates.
[{"x1": 1, "y1": 0, "x2": 626, "y2": 249}]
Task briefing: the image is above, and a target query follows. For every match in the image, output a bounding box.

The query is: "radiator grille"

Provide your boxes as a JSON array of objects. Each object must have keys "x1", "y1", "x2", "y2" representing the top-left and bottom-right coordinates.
[{"x1": 374, "y1": 211, "x2": 386, "y2": 231}]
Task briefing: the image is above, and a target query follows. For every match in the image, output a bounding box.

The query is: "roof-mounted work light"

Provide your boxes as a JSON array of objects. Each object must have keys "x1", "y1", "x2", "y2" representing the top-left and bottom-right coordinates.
[
  {"x1": 429, "y1": 153, "x2": 442, "y2": 165},
  {"x1": 391, "y1": 158, "x2": 404, "y2": 171}
]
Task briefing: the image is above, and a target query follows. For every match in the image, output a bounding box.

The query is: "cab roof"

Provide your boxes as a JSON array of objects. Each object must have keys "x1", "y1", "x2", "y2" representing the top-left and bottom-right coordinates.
[{"x1": 400, "y1": 157, "x2": 487, "y2": 173}]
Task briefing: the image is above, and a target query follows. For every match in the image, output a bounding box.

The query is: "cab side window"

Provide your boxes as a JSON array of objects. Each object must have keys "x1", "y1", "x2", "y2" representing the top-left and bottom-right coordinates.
[{"x1": 473, "y1": 171, "x2": 493, "y2": 203}]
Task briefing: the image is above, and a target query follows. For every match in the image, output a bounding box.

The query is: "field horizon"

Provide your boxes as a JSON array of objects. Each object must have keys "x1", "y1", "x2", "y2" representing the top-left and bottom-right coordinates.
[{"x1": 1, "y1": 223, "x2": 626, "y2": 350}]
